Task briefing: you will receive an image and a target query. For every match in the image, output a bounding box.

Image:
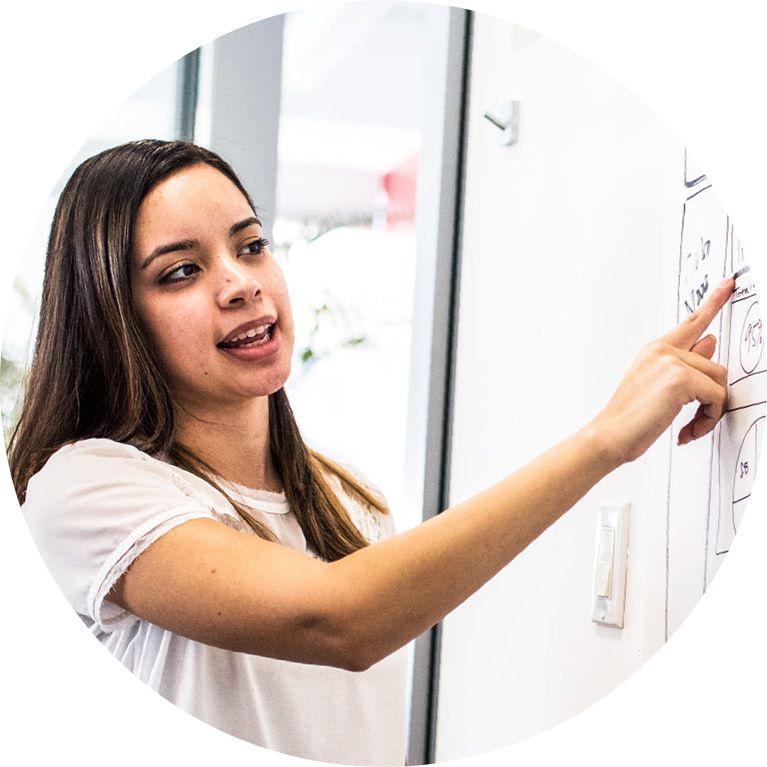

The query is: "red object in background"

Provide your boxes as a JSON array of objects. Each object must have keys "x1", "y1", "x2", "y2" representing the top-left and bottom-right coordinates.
[{"x1": 381, "y1": 151, "x2": 419, "y2": 229}]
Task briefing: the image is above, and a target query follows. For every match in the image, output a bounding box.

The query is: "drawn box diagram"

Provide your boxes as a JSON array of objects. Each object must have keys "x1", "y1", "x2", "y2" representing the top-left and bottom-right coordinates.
[
  {"x1": 726, "y1": 283, "x2": 764, "y2": 407},
  {"x1": 715, "y1": 404, "x2": 765, "y2": 553},
  {"x1": 667, "y1": 158, "x2": 767, "y2": 636},
  {"x1": 714, "y1": 269, "x2": 766, "y2": 554}
]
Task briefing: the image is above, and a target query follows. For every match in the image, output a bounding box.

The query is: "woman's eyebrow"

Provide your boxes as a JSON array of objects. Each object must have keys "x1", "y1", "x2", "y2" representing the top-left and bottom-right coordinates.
[
  {"x1": 229, "y1": 216, "x2": 261, "y2": 236},
  {"x1": 141, "y1": 239, "x2": 198, "y2": 270}
]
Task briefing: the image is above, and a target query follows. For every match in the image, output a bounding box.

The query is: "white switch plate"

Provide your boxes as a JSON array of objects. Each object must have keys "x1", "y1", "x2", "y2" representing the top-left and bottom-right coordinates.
[{"x1": 591, "y1": 503, "x2": 631, "y2": 628}]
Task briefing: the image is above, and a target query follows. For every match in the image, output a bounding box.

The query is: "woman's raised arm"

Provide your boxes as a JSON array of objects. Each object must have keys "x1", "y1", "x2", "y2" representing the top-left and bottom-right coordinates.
[{"x1": 109, "y1": 278, "x2": 733, "y2": 671}]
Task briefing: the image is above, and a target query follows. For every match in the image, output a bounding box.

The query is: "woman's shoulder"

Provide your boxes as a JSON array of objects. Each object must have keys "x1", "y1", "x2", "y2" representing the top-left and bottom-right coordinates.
[
  {"x1": 25, "y1": 437, "x2": 220, "y2": 510},
  {"x1": 28, "y1": 438, "x2": 144, "y2": 482},
  {"x1": 46, "y1": 436, "x2": 145, "y2": 461},
  {"x1": 31, "y1": 438, "x2": 166, "y2": 484}
]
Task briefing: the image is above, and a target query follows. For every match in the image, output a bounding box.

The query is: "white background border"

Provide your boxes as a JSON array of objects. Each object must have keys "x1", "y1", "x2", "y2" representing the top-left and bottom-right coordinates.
[{"x1": 2, "y1": 1, "x2": 765, "y2": 765}]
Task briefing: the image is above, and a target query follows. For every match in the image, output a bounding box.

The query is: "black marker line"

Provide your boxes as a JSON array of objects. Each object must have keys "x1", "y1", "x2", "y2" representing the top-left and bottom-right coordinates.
[
  {"x1": 686, "y1": 184, "x2": 713, "y2": 201},
  {"x1": 665, "y1": 190, "x2": 690, "y2": 643},
  {"x1": 703, "y1": 426, "x2": 716, "y2": 594},
  {"x1": 730, "y1": 293, "x2": 759, "y2": 306},
  {"x1": 701, "y1": 212, "x2": 727, "y2": 592},
  {"x1": 730, "y1": 418, "x2": 762, "y2": 533},
  {"x1": 676, "y1": 202, "x2": 686, "y2": 325},
  {"x1": 664, "y1": 429, "x2": 673, "y2": 644},
  {"x1": 728, "y1": 218, "x2": 734, "y2": 275},
  {"x1": 725, "y1": 400, "x2": 767, "y2": 414},
  {"x1": 684, "y1": 147, "x2": 708, "y2": 188},
  {"x1": 720, "y1": 246, "x2": 735, "y2": 559},
  {"x1": 705, "y1": 290, "x2": 729, "y2": 594},
  {"x1": 710, "y1": 221, "x2": 733, "y2": 577},
  {"x1": 729, "y1": 370, "x2": 767, "y2": 387},
  {"x1": 685, "y1": 174, "x2": 708, "y2": 189}
]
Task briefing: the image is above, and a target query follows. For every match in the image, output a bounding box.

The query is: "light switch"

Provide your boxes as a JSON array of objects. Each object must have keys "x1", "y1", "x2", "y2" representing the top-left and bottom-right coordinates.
[
  {"x1": 591, "y1": 503, "x2": 630, "y2": 628},
  {"x1": 595, "y1": 526, "x2": 615, "y2": 599}
]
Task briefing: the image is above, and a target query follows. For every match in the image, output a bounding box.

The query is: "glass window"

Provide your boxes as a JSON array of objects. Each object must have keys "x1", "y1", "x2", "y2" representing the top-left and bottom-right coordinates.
[
  {"x1": 274, "y1": 1, "x2": 433, "y2": 535},
  {"x1": 193, "y1": 6, "x2": 455, "y2": 748}
]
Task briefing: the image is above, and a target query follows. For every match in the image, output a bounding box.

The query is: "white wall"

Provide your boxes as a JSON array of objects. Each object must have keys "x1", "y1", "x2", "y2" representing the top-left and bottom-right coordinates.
[{"x1": 436, "y1": 19, "x2": 693, "y2": 760}]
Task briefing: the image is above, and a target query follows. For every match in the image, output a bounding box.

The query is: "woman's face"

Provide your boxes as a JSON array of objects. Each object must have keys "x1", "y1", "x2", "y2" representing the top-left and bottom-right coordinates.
[{"x1": 131, "y1": 163, "x2": 294, "y2": 410}]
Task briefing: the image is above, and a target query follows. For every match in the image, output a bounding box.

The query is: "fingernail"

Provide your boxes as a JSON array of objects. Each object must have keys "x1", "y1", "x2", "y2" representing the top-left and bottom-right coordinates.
[{"x1": 720, "y1": 277, "x2": 733, "y2": 287}]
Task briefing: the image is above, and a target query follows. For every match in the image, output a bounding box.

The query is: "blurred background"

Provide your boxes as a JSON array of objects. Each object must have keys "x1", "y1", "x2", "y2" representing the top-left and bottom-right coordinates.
[
  {"x1": 1, "y1": 1, "x2": 440, "y2": 533},
  {"x1": 0, "y1": 5, "x2": 460, "y2": 760}
]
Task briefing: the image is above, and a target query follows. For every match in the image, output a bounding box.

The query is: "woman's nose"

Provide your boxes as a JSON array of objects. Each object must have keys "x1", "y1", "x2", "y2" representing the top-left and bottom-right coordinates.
[{"x1": 216, "y1": 261, "x2": 262, "y2": 306}]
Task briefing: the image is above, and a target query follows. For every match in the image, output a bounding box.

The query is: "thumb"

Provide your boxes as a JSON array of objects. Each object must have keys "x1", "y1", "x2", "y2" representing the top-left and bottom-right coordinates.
[{"x1": 690, "y1": 333, "x2": 717, "y2": 360}]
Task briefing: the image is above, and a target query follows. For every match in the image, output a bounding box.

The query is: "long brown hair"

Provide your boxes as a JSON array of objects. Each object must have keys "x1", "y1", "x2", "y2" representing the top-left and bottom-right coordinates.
[{"x1": 8, "y1": 139, "x2": 386, "y2": 560}]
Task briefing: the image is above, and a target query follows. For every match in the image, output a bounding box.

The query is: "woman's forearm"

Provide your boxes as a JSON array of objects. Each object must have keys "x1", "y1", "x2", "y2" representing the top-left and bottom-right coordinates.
[
  {"x1": 326, "y1": 424, "x2": 619, "y2": 668},
  {"x1": 324, "y1": 280, "x2": 734, "y2": 669}
]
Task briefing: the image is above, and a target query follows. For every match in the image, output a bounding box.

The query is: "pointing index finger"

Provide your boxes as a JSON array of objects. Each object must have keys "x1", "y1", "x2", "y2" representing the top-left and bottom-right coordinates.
[{"x1": 664, "y1": 277, "x2": 735, "y2": 350}]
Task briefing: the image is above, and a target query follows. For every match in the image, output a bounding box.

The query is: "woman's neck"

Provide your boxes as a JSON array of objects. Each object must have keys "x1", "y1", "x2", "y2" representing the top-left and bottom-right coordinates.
[{"x1": 174, "y1": 395, "x2": 282, "y2": 493}]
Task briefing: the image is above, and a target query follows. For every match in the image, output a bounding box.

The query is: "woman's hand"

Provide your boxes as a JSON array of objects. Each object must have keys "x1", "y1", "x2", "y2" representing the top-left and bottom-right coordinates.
[{"x1": 589, "y1": 277, "x2": 734, "y2": 466}]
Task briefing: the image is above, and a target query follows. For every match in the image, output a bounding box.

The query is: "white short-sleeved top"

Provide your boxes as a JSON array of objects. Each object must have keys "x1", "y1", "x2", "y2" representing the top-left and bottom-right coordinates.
[{"x1": 22, "y1": 438, "x2": 408, "y2": 766}]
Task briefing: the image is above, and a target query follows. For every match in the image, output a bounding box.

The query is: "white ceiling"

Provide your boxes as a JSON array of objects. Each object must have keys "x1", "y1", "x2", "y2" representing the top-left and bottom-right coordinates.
[{"x1": 277, "y1": 1, "x2": 429, "y2": 173}]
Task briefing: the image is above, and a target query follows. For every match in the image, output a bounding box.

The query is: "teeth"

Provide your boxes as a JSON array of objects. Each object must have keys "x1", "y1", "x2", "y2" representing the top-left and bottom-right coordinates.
[{"x1": 229, "y1": 324, "x2": 270, "y2": 343}]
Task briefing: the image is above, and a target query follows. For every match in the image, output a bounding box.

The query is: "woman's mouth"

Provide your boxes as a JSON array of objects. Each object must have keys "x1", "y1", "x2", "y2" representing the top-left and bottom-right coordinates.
[
  {"x1": 217, "y1": 322, "x2": 275, "y2": 349},
  {"x1": 217, "y1": 322, "x2": 281, "y2": 361}
]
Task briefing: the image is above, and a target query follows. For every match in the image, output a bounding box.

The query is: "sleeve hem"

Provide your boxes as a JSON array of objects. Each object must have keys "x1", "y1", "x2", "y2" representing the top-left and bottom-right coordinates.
[{"x1": 87, "y1": 506, "x2": 215, "y2": 634}]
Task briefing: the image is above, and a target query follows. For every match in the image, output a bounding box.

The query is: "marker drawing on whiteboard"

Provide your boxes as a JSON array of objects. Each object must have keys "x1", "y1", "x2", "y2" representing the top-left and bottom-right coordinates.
[
  {"x1": 733, "y1": 264, "x2": 750, "y2": 282},
  {"x1": 667, "y1": 154, "x2": 766, "y2": 640}
]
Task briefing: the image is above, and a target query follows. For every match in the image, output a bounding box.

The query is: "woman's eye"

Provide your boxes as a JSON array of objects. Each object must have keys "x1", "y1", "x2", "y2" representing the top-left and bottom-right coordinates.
[
  {"x1": 240, "y1": 237, "x2": 269, "y2": 257},
  {"x1": 160, "y1": 263, "x2": 200, "y2": 284}
]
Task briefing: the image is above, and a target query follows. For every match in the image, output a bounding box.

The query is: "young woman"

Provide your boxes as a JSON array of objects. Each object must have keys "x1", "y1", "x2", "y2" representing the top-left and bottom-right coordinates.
[{"x1": 10, "y1": 140, "x2": 732, "y2": 766}]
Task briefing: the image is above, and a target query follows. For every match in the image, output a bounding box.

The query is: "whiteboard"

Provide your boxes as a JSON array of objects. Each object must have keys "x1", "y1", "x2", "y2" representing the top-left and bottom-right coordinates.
[
  {"x1": 437, "y1": 20, "x2": 766, "y2": 756},
  {"x1": 666, "y1": 150, "x2": 766, "y2": 638}
]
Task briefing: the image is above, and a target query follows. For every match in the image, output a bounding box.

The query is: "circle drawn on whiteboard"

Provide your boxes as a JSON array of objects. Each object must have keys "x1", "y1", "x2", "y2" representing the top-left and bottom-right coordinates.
[
  {"x1": 739, "y1": 301, "x2": 763, "y2": 374},
  {"x1": 732, "y1": 415, "x2": 764, "y2": 533}
]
